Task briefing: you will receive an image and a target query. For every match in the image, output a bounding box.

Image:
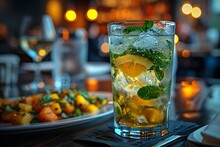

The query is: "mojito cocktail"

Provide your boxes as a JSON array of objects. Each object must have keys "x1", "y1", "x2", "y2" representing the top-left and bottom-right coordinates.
[{"x1": 108, "y1": 21, "x2": 175, "y2": 138}]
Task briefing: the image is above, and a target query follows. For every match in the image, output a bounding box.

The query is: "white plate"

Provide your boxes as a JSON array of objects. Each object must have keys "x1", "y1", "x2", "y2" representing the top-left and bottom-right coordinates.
[
  {"x1": 187, "y1": 125, "x2": 219, "y2": 147},
  {"x1": 0, "y1": 92, "x2": 113, "y2": 135},
  {"x1": 21, "y1": 61, "x2": 110, "y2": 76}
]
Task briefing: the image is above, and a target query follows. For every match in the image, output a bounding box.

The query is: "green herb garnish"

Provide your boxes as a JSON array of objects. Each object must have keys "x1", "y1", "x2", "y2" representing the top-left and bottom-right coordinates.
[
  {"x1": 4, "y1": 105, "x2": 15, "y2": 112},
  {"x1": 137, "y1": 86, "x2": 161, "y2": 100},
  {"x1": 39, "y1": 95, "x2": 61, "y2": 104},
  {"x1": 122, "y1": 46, "x2": 171, "y2": 68},
  {"x1": 137, "y1": 83, "x2": 171, "y2": 100},
  {"x1": 149, "y1": 65, "x2": 164, "y2": 81},
  {"x1": 77, "y1": 90, "x2": 90, "y2": 100},
  {"x1": 166, "y1": 40, "x2": 173, "y2": 52},
  {"x1": 123, "y1": 21, "x2": 153, "y2": 34},
  {"x1": 64, "y1": 95, "x2": 75, "y2": 105},
  {"x1": 59, "y1": 102, "x2": 67, "y2": 110}
]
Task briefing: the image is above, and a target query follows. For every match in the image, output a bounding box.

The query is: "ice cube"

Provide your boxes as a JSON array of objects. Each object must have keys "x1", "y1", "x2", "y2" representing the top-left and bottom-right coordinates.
[
  {"x1": 128, "y1": 30, "x2": 142, "y2": 35},
  {"x1": 138, "y1": 70, "x2": 160, "y2": 86},
  {"x1": 134, "y1": 32, "x2": 158, "y2": 49},
  {"x1": 109, "y1": 36, "x2": 138, "y2": 54},
  {"x1": 109, "y1": 36, "x2": 123, "y2": 45},
  {"x1": 113, "y1": 70, "x2": 129, "y2": 91},
  {"x1": 110, "y1": 44, "x2": 128, "y2": 54},
  {"x1": 137, "y1": 116, "x2": 148, "y2": 124}
]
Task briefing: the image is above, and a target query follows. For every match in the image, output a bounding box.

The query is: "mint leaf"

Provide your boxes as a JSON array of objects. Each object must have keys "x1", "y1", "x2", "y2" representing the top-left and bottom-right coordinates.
[
  {"x1": 124, "y1": 46, "x2": 171, "y2": 68},
  {"x1": 166, "y1": 40, "x2": 173, "y2": 51},
  {"x1": 123, "y1": 21, "x2": 153, "y2": 34},
  {"x1": 143, "y1": 21, "x2": 154, "y2": 30},
  {"x1": 150, "y1": 65, "x2": 164, "y2": 81},
  {"x1": 163, "y1": 82, "x2": 171, "y2": 92},
  {"x1": 123, "y1": 26, "x2": 144, "y2": 34},
  {"x1": 137, "y1": 86, "x2": 161, "y2": 100}
]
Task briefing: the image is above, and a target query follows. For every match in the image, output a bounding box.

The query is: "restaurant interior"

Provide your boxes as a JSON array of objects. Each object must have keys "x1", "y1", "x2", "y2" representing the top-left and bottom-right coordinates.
[{"x1": 0, "y1": 0, "x2": 220, "y2": 146}]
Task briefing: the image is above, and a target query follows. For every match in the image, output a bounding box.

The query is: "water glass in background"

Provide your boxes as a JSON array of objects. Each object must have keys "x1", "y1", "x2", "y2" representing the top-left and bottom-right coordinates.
[
  {"x1": 108, "y1": 21, "x2": 175, "y2": 139},
  {"x1": 52, "y1": 28, "x2": 88, "y2": 90},
  {"x1": 0, "y1": 54, "x2": 20, "y2": 84}
]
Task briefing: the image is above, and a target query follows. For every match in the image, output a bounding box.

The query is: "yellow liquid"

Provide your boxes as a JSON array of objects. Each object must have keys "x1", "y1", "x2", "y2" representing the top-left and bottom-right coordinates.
[{"x1": 20, "y1": 37, "x2": 53, "y2": 62}]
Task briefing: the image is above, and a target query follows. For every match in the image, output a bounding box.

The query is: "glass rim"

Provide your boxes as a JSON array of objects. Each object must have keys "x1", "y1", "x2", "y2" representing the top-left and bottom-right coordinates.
[{"x1": 107, "y1": 20, "x2": 175, "y2": 26}]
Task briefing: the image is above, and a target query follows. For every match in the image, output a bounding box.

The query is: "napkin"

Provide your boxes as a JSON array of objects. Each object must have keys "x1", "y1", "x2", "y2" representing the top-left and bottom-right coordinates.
[
  {"x1": 73, "y1": 120, "x2": 200, "y2": 147},
  {"x1": 201, "y1": 113, "x2": 220, "y2": 145}
]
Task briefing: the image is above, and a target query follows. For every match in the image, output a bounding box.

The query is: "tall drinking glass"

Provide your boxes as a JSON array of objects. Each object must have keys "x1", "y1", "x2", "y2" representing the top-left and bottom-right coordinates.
[{"x1": 108, "y1": 21, "x2": 175, "y2": 139}]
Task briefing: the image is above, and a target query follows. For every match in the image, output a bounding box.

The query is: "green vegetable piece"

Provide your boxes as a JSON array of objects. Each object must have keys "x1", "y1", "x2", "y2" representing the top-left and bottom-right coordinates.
[
  {"x1": 137, "y1": 86, "x2": 161, "y2": 100},
  {"x1": 78, "y1": 90, "x2": 90, "y2": 100},
  {"x1": 39, "y1": 95, "x2": 53, "y2": 104},
  {"x1": 39, "y1": 95, "x2": 61, "y2": 104},
  {"x1": 5, "y1": 105, "x2": 14, "y2": 112},
  {"x1": 75, "y1": 108, "x2": 82, "y2": 116},
  {"x1": 59, "y1": 102, "x2": 67, "y2": 110},
  {"x1": 64, "y1": 95, "x2": 75, "y2": 105}
]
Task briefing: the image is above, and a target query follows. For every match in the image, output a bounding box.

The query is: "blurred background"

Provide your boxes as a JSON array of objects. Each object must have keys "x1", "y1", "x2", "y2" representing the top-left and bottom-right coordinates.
[{"x1": 0, "y1": 0, "x2": 220, "y2": 78}]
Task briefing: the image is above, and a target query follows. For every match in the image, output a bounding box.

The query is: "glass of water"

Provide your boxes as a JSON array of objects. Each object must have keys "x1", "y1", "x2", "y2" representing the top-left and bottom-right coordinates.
[{"x1": 108, "y1": 20, "x2": 175, "y2": 139}]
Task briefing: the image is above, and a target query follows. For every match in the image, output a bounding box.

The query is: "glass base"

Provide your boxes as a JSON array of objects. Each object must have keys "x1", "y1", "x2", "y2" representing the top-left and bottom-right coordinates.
[{"x1": 114, "y1": 124, "x2": 169, "y2": 139}]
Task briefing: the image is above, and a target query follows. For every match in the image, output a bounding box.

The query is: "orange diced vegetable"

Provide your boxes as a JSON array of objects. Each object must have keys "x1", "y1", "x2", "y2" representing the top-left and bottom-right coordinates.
[
  {"x1": 11, "y1": 112, "x2": 33, "y2": 125},
  {"x1": 61, "y1": 99, "x2": 75, "y2": 114},
  {"x1": 37, "y1": 107, "x2": 58, "y2": 122},
  {"x1": 1, "y1": 110, "x2": 13, "y2": 122},
  {"x1": 86, "y1": 104, "x2": 99, "y2": 113},
  {"x1": 50, "y1": 93, "x2": 59, "y2": 99},
  {"x1": 75, "y1": 95, "x2": 89, "y2": 111},
  {"x1": 18, "y1": 103, "x2": 32, "y2": 112},
  {"x1": 50, "y1": 103, "x2": 62, "y2": 115}
]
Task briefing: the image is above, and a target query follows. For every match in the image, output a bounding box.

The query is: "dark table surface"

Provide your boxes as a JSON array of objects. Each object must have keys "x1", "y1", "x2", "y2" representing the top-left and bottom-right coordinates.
[{"x1": 0, "y1": 70, "x2": 220, "y2": 146}]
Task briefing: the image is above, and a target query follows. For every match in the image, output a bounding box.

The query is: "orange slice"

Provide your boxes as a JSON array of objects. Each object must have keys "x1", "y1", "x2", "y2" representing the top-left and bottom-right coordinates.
[{"x1": 113, "y1": 55, "x2": 153, "y2": 77}]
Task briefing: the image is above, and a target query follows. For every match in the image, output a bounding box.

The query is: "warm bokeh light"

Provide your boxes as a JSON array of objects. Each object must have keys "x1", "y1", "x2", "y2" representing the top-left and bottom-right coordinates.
[
  {"x1": 87, "y1": 8, "x2": 98, "y2": 21},
  {"x1": 182, "y1": 49, "x2": 190, "y2": 57},
  {"x1": 65, "y1": 9, "x2": 77, "y2": 22},
  {"x1": 191, "y1": 6, "x2": 202, "y2": 18},
  {"x1": 86, "y1": 78, "x2": 98, "y2": 91},
  {"x1": 100, "y1": 43, "x2": 109, "y2": 53},
  {"x1": 39, "y1": 49, "x2": 46, "y2": 56},
  {"x1": 192, "y1": 80, "x2": 199, "y2": 87},
  {"x1": 181, "y1": 3, "x2": 192, "y2": 15},
  {"x1": 181, "y1": 81, "x2": 189, "y2": 87},
  {"x1": 38, "y1": 82, "x2": 45, "y2": 88},
  {"x1": 174, "y1": 34, "x2": 179, "y2": 44},
  {"x1": 62, "y1": 29, "x2": 69, "y2": 41},
  {"x1": 180, "y1": 80, "x2": 201, "y2": 100},
  {"x1": 46, "y1": 0, "x2": 62, "y2": 25}
]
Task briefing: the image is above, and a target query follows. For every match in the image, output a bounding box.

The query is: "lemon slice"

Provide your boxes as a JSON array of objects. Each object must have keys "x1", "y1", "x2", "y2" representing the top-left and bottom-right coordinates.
[
  {"x1": 113, "y1": 55, "x2": 153, "y2": 77},
  {"x1": 144, "y1": 108, "x2": 165, "y2": 123},
  {"x1": 113, "y1": 102, "x2": 122, "y2": 116}
]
